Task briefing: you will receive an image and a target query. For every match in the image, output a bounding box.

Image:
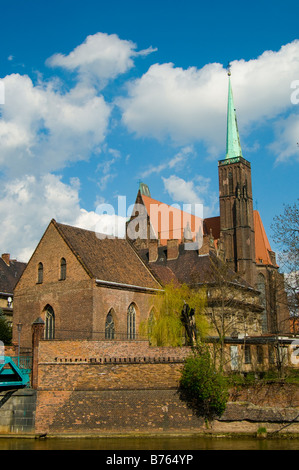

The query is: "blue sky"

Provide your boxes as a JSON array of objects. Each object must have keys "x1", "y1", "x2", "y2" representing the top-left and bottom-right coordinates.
[{"x1": 0, "y1": 0, "x2": 298, "y2": 261}]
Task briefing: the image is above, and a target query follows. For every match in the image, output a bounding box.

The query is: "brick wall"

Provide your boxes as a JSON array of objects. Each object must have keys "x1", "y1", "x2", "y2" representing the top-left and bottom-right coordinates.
[
  {"x1": 36, "y1": 339, "x2": 191, "y2": 391},
  {"x1": 37, "y1": 339, "x2": 191, "y2": 362},
  {"x1": 13, "y1": 221, "x2": 159, "y2": 349},
  {"x1": 34, "y1": 339, "x2": 196, "y2": 434},
  {"x1": 92, "y1": 286, "x2": 157, "y2": 338},
  {"x1": 35, "y1": 389, "x2": 204, "y2": 435},
  {"x1": 25, "y1": 338, "x2": 299, "y2": 435}
]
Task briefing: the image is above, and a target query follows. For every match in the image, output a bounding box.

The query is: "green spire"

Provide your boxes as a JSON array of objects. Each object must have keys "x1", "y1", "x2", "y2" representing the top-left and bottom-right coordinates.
[
  {"x1": 225, "y1": 74, "x2": 243, "y2": 159},
  {"x1": 138, "y1": 181, "x2": 151, "y2": 197}
]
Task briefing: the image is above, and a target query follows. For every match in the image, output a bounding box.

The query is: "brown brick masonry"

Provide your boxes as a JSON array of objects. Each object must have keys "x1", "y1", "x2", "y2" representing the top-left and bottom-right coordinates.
[
  {"x1": 33, "y1": 338, "x2": 299, "y2": 436},
  {"x1": 37, "y1": 339, "x2": 192, "y2": 364},
  {"x1": 34, "y1": 338, "x2": 198, "y2": 434}
]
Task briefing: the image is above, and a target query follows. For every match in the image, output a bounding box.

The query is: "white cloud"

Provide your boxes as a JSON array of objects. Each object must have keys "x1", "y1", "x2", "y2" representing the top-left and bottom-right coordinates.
[
  {"x1": 0, "y1": 32, "x2": 157, "y2": 260},
  {"x1": 162, "y1": 174, "x2": 218, "y2": 218},
  {"x1": 268, "y1": 113, "x2": 299, "y2": 163},
  {"x1": 140, "y1": 145, "x2": 194, "y2": 178},
  {"x1": 0, "y1": 33, "x2": 157, "y2": 179},
  {"x1": 119, "y1": 41, "x2": 299, "y2": 162},
  {"x1": 163, "y1": 175, "x2": 200, "y2": 204},
  {"x1": 46, "y1": 32, "x2": 157, "y2": 88},
  {"x1": 0, "y1": 73, "x2": 111, "y2": 176},
  {"x1": 0, "y1": 174, "x2": 79, "y2": 261},
  {"x1": 96, "y1": 147, "x2": 122, "y2": 190},
  {"x1": 0, "y1": 173, "x2": 127, "y2": 262},
  {"x1": 119, "y1": 61, "x2": 227, "y2": 153}
]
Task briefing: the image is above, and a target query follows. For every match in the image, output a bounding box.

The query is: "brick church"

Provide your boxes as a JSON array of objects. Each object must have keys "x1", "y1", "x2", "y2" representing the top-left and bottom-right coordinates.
[{"x1": 13, "y1": 74, "x2": 290, "y2": 356}]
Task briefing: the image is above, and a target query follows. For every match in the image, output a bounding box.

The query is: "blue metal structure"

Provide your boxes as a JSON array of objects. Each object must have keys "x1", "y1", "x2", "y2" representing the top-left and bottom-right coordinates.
[{"x1": 0, "y1": 356, "x2": 31, "y2": 388}]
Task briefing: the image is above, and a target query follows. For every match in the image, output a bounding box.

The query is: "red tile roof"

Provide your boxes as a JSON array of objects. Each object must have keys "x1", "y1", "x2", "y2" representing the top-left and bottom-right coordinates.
[
  {"x1": 54, "y1": 220, "x2": 162, "y2": 290},
  {"x1": 136, "y1": 193, "x2": 276, "y2": 267},
  {"x1": 140, "y1": 194, "x2": 203, "y2": 245},
  {"x1": 253, "y1": 210, "x2": 276, "y2": 266}
]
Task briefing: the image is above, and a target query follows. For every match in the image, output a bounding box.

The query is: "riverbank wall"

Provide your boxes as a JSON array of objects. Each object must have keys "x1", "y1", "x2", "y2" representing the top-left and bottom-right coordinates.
[
  {"x1": 0, "y1": 388, "x2": 36, "y2": 434},
  {"x1": 1, "y1": 339, "x2": 299, "y2": 436}
]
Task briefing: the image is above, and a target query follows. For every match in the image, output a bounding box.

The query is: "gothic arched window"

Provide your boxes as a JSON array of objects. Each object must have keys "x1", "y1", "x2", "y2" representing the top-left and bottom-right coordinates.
[
  {"x1": 127, "y1": 304, "x2": 136, "y2": 339},
  {"x1": 105, "y1": 309, "x2": 115, "y2": 339},
  {"x1": 257, "y1": 273, "x2": 267, "y2": 333},
  {"x1": 148, "y1": 308, "x2": 155, "y2": 341},
  {"x1": 37, "y1": 262, "x2": 43, "y2": 284},
  {"x1": 44, "y1": 305, "x2": 55, "y2": 340},
  {"x1": 60, "y1": 258, "x2": 66, "y2": 280}
]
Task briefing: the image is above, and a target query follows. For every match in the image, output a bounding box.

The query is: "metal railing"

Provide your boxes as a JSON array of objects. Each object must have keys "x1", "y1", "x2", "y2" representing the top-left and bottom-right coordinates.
[{"x1": 10, "y1": 356, "x2": 32, "y2": 370}]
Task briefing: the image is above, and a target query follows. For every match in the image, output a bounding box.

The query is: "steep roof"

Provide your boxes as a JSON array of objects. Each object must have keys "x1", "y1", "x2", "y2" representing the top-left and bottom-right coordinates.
[
  {"x1": 137, "y1": 193, "x2": 203, "y2": 245},
  {"x1": 226, "y1": 75, "x2": 243, "y2": 160},
  {"x1": 203, "y1": 216, "x2": 221, "y2": 240},
  {"x1": 0, "y1": 256, "x2": 26, "y2": 294},
  {"x1": 179, "y1": 211, "x2": 276, "y2": 267},
  {"x1": 53, "y1": 220, "x2": 161, "y2": 290},
  {"x1": 254, "y1": 210, "x2": 276, "y2": 266},
  {"x1": 139, "y1": 245, "x2": 251, "y2": 289}
]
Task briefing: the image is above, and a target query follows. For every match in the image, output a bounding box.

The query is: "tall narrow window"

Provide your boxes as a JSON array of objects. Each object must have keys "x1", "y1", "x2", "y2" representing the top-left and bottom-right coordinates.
[
  {"x1": 105, "y1": 309, "x2": 115, "y2": 339},
  {"x1": 268, "y1": 344, "x2": 275, "y2": 365},
  {"x1": 37, "y1": 262, "x2": 43, "y2": 284},
  {"x1": 230, "y1": 345, "x2": 238, "y2": 371},
  {"x1": 148, "y1": 308, "x2": 155, "y2": 341},
  {"x1": 228, "y1": 171, "x2": 233, "y2": 195},
  {"x1": 257, "y1": 273, "x2": 267, "y2": 333},
  {"x1": 244, "y1": 344, "x2": 251, "y2": 364},
  {"x1": 44, "y1": 305, "x2": 55, "y2": 340},
  {"x1": 127, "y1": 304, "x2": 136, "y2": 340},
  {"x1": 257, "y1": 345, "x2": 263, "y2": 364},
  {"x1": 60, "y1": 258, "x2": 66, "y2": 280}
]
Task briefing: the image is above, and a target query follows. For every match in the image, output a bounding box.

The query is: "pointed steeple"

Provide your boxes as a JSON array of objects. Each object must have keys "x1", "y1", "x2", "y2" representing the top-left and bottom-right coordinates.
[
  {"x1": 138, "y1": 181, "x2": 151, "y2": 197},
  {"x1": 225, "y1": 72, "x2": 243, "y2": 159}
]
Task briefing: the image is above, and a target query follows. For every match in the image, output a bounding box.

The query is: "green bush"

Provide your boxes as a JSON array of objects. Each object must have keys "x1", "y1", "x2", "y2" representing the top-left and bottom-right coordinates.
[
  {"x1": 179, "y1": 345, "x2": 229, "y2": 420},
  {"x1": 0, "y1": 315, "x2": 12, "y2": 345}
]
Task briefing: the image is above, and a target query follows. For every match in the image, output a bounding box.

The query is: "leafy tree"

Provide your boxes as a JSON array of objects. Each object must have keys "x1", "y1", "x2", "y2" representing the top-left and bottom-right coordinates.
[
  {"x1": 179, "y1": 344, "x2": 229, "y2": 420},
  {"x1": 0, "y1": 310, "x2": 12, "y2": 345},
  {"x1": 270, "y1": 200, "x2": 299, "y2": 376},
  {"x1": 140, "y1": 281, "x2": 228, "y2": 420},
  {"x1": 271, "y1": 199, "x2": 299, "y2": 270},
  {"x1": 192, "y1": 254, "x2": 260, "y2": 372},
  {"x1": 271, "y1": 199, "x2": 299, "y2": 329},
  {"x1": 140, "y1": 281, "x2": 208, "y2": 347}
]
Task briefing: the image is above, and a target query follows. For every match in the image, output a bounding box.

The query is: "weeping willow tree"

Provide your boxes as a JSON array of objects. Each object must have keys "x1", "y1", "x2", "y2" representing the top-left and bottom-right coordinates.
[{"x1": 140, "y1": 282, "x2": 209, "y2": 347}]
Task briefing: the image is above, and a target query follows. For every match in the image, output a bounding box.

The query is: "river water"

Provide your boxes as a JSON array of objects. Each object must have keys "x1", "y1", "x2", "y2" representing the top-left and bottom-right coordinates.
[{"x1": 0, "y1": 435, "x2": 298, "y2": 450}]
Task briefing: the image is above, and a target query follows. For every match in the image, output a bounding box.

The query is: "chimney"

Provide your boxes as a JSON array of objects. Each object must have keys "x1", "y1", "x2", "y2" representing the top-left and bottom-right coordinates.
[
  {"x1": 2, "y1": 253, "x2": 10, "y2": 265},
  {"x1": 148, "y1": 239, "x2": 159, "y2": 262},
  {"x1": 167, "y1": 239, "x2": 179, "y2": 260}
]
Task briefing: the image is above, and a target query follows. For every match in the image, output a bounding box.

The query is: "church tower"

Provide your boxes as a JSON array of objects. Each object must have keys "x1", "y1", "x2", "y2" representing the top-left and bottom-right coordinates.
[{"x1": 218, "y1": 72, "x2": 256, "y2": 286}]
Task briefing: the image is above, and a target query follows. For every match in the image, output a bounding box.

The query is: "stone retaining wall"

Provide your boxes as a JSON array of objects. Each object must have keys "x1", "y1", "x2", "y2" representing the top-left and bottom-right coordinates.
[{"x1": 0, "y1": 388, "x2": 36, "y2": 434}]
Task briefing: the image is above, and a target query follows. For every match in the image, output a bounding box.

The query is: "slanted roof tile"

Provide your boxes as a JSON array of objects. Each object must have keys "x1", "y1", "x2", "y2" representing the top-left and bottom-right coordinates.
[
  {"x1": 54, "y1": 221, "x2": 161, "y2": 289},
  {"x1": 254, "y1": 210, "x2": 276, "y2": 266},
  {"x1": 0, "y1": 258, "x2": 26, "y2": 294}
]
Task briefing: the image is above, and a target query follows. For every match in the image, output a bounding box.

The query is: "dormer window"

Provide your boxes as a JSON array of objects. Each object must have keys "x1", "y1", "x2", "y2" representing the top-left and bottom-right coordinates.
[
  {"x1": 37, "y1": 262, "x2": 43, "y2": 284},
  {"x1": 60, "y1": 258, "x2": 66, "y2": 280}
]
